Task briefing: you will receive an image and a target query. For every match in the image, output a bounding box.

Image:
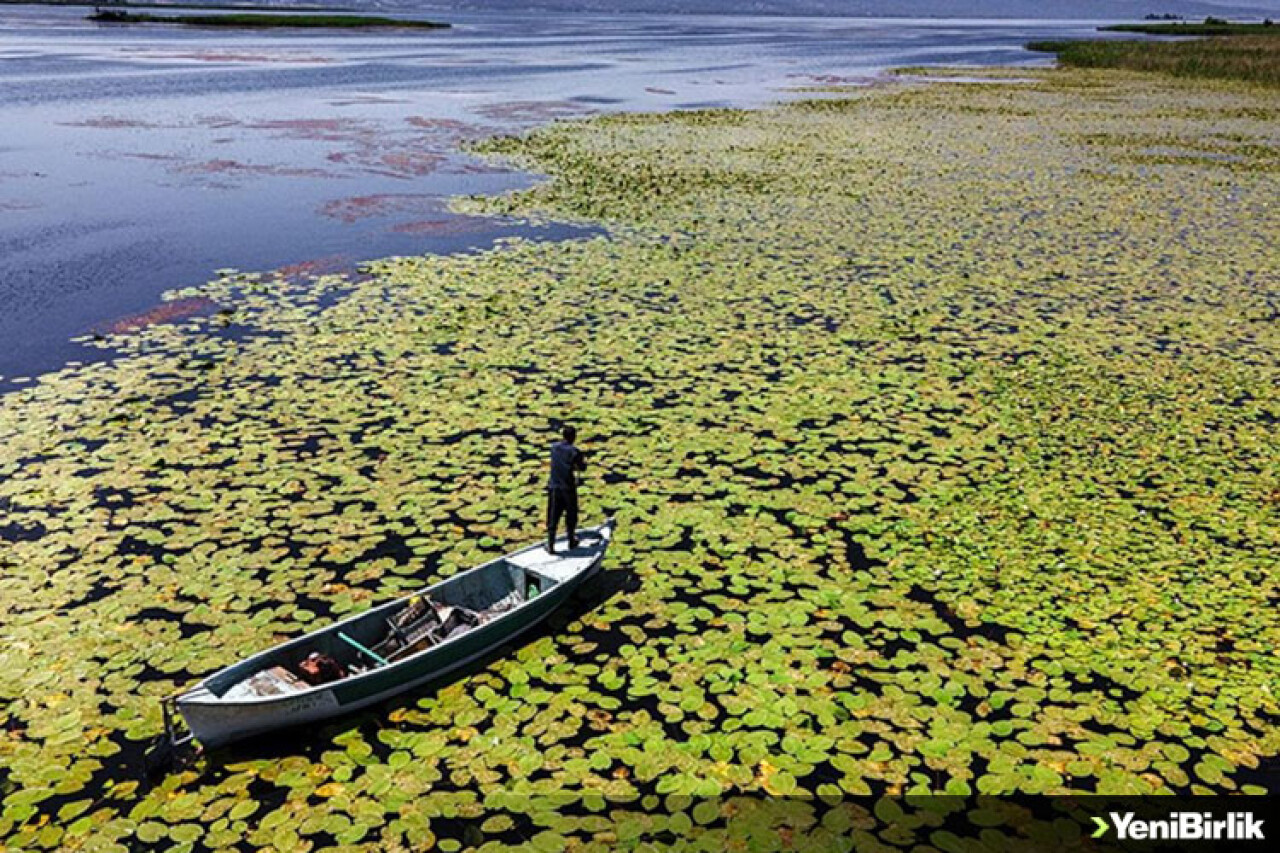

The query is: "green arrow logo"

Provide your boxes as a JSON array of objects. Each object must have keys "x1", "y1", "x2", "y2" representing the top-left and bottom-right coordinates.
[{"x1": 1091, "y1": 816, "x2": 1109, "y2": 839}]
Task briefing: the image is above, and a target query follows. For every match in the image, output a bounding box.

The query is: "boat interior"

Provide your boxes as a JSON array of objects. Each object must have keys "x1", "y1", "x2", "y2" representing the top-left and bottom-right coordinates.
[{"x1": 211, "y1": 557, "x2": 559, "y2": 700}]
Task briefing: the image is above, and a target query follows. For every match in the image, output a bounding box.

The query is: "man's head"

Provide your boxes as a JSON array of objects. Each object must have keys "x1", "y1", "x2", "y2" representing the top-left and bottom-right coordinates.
[{"x1": 562, "y1": 425, "x2": 577, "y2": 443}]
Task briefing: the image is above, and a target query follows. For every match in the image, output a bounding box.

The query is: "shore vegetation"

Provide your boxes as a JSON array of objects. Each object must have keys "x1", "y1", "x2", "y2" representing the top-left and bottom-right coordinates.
[{"x1": 1028, "y1": 32, "x2": 1280, "y2": 86}]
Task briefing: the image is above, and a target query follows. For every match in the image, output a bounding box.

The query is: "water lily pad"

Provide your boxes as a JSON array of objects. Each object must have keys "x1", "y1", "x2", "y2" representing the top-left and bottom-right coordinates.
[{"x1": 2, "y1": 63, "x2": 1278, "y2": 853}]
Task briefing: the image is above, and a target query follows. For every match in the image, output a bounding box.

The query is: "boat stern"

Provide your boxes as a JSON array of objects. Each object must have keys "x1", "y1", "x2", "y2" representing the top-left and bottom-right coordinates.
[{"x1": 177, "y1": 685, "x2": 341, "y2": 750}]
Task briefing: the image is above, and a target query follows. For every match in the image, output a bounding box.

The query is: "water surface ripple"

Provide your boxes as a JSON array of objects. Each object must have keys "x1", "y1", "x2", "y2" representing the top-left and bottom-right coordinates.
[{"x1": 0, "y1": 5, "x2": 1107, "y2": 380}]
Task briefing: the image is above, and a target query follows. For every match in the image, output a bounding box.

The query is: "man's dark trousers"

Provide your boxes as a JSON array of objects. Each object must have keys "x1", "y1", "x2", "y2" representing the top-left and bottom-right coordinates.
[{"x1": 547, "y1": 487, "x2": 578, "y2": 549}]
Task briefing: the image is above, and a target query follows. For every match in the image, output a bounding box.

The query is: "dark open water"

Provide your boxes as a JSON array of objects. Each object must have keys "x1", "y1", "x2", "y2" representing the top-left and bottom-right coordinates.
[{"x1": 0, "y1": 5, "x2": 1120, "y2": 381}]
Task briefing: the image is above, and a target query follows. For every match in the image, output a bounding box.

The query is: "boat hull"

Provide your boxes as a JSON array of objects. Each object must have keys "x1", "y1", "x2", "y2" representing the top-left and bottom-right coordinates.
[{"x1": 177, "y1": 525, "x2": 609, "y2": 749}]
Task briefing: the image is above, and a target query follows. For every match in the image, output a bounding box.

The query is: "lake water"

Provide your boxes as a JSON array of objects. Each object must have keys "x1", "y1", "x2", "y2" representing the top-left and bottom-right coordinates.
[{"x1": 0, "y1": 5, "x2": 1115, "y2": 381}]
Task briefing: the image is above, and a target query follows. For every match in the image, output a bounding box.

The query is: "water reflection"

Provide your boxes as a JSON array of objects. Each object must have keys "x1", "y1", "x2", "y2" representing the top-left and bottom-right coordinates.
[{"x1": 0, "y1": 5, "x2": 1100, "y2": 380}]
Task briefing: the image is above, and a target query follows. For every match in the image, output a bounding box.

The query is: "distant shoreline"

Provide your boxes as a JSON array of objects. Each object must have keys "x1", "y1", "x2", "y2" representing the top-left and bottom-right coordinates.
[
  {"x1": 1100, "y1": 21, "x2": 1277, "y2": 36},
  {"x1": 88, "y1": 10, "x2": 451, "y2": 29},
  {"x1": 4, "y1": 1, "x2": 357, "y2": 10}
]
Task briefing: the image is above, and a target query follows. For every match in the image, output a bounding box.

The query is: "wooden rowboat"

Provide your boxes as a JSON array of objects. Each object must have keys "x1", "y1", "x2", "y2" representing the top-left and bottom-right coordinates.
[{"x1": 157, "y1": 519, "x2": 616, "y2": 752}]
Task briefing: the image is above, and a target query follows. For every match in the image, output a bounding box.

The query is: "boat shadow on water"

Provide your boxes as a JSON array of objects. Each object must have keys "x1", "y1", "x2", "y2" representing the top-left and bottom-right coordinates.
[{"x1": 164, "y1": 564, "x2": 639, "y2": 772}]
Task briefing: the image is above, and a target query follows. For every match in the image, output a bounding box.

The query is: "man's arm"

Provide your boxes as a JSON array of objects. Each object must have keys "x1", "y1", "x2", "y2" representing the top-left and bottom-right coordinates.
[{"x1": 574, "y1": 448, "x2": 586, "y2": 472}]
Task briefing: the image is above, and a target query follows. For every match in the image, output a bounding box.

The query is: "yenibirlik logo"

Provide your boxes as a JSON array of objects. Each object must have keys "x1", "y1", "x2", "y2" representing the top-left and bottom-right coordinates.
[{"x1": 1092, "y1": 812, "x2": 1265, "y2": 842}]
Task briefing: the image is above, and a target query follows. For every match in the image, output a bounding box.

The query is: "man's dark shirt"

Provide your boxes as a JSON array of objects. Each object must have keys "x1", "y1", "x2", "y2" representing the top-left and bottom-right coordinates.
[{"x1": 547, "y1": 441, "x2": 585, "y2": 491}]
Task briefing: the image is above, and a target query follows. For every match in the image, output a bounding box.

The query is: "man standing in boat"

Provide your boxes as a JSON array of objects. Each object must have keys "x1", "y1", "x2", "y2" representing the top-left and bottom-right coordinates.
[{"x1": 546, "y1": 425, "x2": 586, "y2": 553}]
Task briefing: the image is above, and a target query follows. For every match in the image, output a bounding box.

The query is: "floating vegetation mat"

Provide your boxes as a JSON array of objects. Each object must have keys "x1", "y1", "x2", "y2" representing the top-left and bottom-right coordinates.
[{"x1": 1, "y1": 68, "x2": 1278, "y2": 850}]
